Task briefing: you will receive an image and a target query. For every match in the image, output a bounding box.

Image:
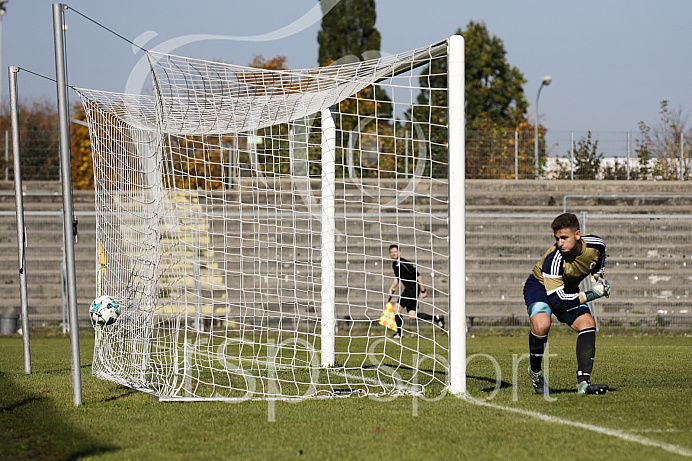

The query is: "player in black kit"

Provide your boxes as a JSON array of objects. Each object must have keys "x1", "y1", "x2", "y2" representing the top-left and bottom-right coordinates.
[{"x1": 387, "y1": 244, "x2": 444, "y2": 338}]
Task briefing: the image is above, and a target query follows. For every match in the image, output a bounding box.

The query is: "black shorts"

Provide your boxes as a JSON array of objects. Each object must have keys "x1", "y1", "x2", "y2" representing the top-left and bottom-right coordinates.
[
  {"x1": 399, "y1": 291, "x2": 418, "y2": 312},
  {"x1": 524, "y1": 274, "x2": 591, "y2": 326}
]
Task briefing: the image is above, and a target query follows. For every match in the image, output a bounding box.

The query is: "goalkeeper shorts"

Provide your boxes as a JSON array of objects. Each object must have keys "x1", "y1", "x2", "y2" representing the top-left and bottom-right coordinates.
[{"x1": 524, "y1": 275, "x2": 591, "y2": 326}]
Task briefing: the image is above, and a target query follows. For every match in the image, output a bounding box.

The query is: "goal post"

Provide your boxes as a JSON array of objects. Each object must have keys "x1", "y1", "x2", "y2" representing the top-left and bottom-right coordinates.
[
  {"x1": 77, "y1": 35, "x2": 465, "y2": 400},
  {"x1": 447, "y1": 34, "x2": 466, "y2": 396},
  {"x1": 320, "y1": 107, "x2": 336, "y2": 368}
]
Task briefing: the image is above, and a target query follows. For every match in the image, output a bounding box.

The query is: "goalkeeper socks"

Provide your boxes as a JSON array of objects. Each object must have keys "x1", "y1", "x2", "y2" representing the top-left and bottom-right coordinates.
[
  {"x1": 576, "y1": 327, "x2": 596, "y2": 383},
  {"x1": 529, "y1": 332, "x2": 548, "y2": 373}
]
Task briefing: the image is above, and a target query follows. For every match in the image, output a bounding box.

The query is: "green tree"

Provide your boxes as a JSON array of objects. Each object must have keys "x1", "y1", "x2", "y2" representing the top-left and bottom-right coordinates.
[
  {"x1": 632, "y1": 121, "x2": 654, "y2": 180},
  {"x1": 316, "y1": 0, "x2": 393, "y2": 178},
  {"x1": 317, "y1": 0, "x2": 381, "y2": 66},
  {"x1": 405, "y1": 52, "x2": 448, "y2": 178},
  {"x1": 572, "y1": 131, "x2": 603, "y2": 180},
  {"x1": 601, "y1": 158, "x2": 628, "y2": 180},
  {"x1": 554, "y1": 132, "x2": 604, "y2": 180},
  {"x1": 463, "y1": 21, "x2": 528, "y2": 130},
  {"x1": 410, "y1": 22, "x2": 530, "y2": 178},
  {"x1": 413, "y1": 22, "x2": 529, "y2": 129},
  {"x1": 316, "y1": 0, "x2": 392, "y2": 122}
]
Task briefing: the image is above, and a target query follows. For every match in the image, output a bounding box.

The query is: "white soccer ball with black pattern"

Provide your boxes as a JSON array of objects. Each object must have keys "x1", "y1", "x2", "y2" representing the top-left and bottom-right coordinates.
[{"x1": 89, "y1": 295, "x2": 120, "y2": 326}]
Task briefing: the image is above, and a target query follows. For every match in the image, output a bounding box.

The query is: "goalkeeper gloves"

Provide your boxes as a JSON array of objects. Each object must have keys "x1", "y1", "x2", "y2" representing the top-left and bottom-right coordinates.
[
  {"x1": 580, "y1": 277, "x2": 611, "y2": 303},
  {"x1": 592, "y1": 278, "x2": 611, "y2": 298},
  {"x1": 590, "y1": 270, "x2": 606, "y2": 284}
]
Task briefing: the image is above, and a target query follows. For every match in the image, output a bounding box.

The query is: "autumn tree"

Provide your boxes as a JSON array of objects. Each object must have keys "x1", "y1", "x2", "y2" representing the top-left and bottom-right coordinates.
[
  {"x1": 70, "y1": 105, "x2": 94, "y2": 189},
  {"x1": 248, "y1": 55, "x2": 288, "y2": 71},
  {"x1": 0, "y1": 99, "x2": 60, "y2": 181},
  {"x1": 166, "y1": 55, "x2": 296, "y2": 188}
]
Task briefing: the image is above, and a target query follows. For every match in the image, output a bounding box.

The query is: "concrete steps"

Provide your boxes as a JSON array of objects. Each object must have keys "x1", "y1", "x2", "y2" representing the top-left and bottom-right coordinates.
[{"x1": 0, "y1": 180, "x2": 691, "y2": 324}]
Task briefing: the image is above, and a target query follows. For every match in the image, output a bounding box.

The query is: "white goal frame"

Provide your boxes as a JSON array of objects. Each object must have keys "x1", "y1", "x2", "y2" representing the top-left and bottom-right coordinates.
[{"x1": 76, "y1": 35, "x2": 466, "y2": 400}]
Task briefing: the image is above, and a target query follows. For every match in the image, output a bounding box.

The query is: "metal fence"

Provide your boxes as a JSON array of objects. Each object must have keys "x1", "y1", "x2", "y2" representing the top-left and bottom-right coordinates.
[
  {"x1": 467, "y1": 130, "x2": 690, "y2": 180},
  {"x1": 1, "y1": 129, "x2": 60, "y2": 181},
  {"x1": 1, "y1": 130, "x2": 689, "y2": 182}
]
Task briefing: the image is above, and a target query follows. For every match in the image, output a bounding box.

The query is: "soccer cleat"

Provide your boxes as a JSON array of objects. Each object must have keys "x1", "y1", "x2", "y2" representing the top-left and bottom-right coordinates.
[
  {"x1": 528, "y1": 366, "x2": 553, "y2": 395},
  {"x1": 577, "y1": 381, "x2": 609, "y2": 395},
  {"x1": 392, "y1": 332, "x2": 402, "y2": 339},
  {"x1": 436, "y1": 315, "x2": 445, "y2": 329}
]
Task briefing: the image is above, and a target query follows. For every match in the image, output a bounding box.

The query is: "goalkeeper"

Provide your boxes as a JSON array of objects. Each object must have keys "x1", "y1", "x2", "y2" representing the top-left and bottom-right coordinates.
[
  {"x1": 523, "y1": 213, "x2": 610, "y2": 395},
  {"x1": 387, "y1": 244, "x2": 444, "y2": 339}
]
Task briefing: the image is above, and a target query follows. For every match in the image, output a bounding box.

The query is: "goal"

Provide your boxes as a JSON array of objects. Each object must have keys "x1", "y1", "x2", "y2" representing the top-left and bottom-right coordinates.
[{"x1": 76, "y1": 35, "x2": 465, "y2": 400}]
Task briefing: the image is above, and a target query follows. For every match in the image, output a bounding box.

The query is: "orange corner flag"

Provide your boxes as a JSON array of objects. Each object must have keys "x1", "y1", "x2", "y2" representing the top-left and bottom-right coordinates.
[{"x1": 378, "y1": 302, "x2": 397, "y2": 332}]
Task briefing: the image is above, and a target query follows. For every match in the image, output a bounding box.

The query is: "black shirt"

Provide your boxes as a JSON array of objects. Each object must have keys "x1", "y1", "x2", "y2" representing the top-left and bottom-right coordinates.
[{"x1": 393, "y1": 257, "x2": 420, "y2": 296}]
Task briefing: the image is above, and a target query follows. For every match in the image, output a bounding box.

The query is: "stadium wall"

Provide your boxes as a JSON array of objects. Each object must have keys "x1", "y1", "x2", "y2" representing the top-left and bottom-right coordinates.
[{"x1": 1, "y1": 180, "x2": 690, "y2": 329}]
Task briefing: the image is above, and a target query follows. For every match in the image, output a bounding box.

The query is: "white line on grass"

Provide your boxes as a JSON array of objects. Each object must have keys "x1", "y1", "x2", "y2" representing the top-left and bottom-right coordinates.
[
  {"x1": 623, "y1": 429, "x2": 683, "y2": 433},
  {"x1": 463, "y1": 396, "x2": 692, "y2": 458}
]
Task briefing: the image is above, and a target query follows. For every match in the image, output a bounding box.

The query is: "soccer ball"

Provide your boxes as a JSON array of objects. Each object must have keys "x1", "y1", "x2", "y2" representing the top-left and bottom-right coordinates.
[{"x1": 89, "y1": 295, "x2": 120, "y2": 327}]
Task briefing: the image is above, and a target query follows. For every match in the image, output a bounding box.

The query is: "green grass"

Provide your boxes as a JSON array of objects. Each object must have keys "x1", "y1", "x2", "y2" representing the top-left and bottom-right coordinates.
[{"x1": 1, "y1": 329, "x2": 691, "y2": 460}]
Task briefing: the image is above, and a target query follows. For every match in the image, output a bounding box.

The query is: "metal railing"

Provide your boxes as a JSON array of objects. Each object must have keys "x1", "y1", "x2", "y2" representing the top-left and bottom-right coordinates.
[{"x1": 562, "y1": 194, "x2": 692, "y2": 213}]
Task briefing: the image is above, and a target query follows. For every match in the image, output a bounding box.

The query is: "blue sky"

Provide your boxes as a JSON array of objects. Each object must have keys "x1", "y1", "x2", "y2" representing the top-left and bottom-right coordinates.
[{"x1": 2, "y1": 0, "x2": 691, "y2": 132}]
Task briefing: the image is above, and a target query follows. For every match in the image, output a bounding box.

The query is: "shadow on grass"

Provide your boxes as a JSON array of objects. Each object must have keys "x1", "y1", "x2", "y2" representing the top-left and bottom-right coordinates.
[
  {"x1": 23, "y1": 363, "x2": 91, "y2": 375},
  {"x1": 0, "y1": 370, "x2": 119, "y2": 459},
  {"x1": 467, "y1": 373, "x2": 513, "y2": 393},
  {"x1": 0, "y1": 395, "x2": 46, "y2": 412},
  {"x1": 64, "y1": 446, "x2": 120, "y2": 461},
  {"x1": 102, "y1": 386, "x2": 136, "y2": 402}
]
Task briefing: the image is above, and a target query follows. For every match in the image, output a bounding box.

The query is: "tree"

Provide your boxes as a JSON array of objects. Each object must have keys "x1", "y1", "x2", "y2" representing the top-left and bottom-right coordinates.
[
  {"x1": 635, "y1": 100, "x2": 691, "y2": 180},
  {"x1": 248, "y1": 55, "x2": 288, "y2": 71},
  {"x1": 632, "y1": 121, "x2": 654, "y2": 180},
  {"x1": 463, "y1": 21, "x2": 528, "y2": 130},
  {"x1": 601, "y1": 158, "x2": 628, "y2": 180},
  {"x1": 410, "y1": 21, "x2": 530, "y2": 178},
  {"x1": 166, "y1": 55, "x2": 296, "y2": 188},
  {"x1": 316, "y1": 0, "x2": 394, "y2": 178},
  {"x1": 0, "y1": 98, "x2": 98, "y2": 187},
  {"x1": 70, "y1": 104, "x2": 94, "y2": 190},
  {"x1": 317, "y1": 0, "x2": 392, "y2": 121},
  {"x1": 317, "y1": 0, "x2": 381, "y2": 67},
  {"x1": 555, "y1": 131, "x2": 602, "y2": 180},
  {"x1": 0, "y1": 99, "x2": 60, "y2": 181},
  {"x1": 412, "y1": 22, "x2": 529, "y2": 130}
]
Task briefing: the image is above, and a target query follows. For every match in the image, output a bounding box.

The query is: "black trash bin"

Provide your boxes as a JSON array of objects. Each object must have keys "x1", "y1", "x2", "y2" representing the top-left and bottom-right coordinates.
[{"x1": 0, "y1": 314, "x2": 19, "y2": 334}]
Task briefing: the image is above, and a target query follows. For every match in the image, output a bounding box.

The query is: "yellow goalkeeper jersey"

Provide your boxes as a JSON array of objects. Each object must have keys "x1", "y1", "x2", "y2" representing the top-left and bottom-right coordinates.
[{"x1": 531, "y1": 234, "x2": 606, "y2": 310}]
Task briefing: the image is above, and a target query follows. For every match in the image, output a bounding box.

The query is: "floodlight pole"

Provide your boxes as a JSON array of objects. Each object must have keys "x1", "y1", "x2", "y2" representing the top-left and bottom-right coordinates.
[
  {"x1": 53, "y1": 2, "x2": 82, "y2": 406},
  {"x1": 9, "y1": 65, "x2": 31, "y2": 374},
  {"x1": 534, "y1": 75, "x2": 552, "y2": 179},
  {"x1": 447, "y1": 34, "x2": 466, "y2": 396}
]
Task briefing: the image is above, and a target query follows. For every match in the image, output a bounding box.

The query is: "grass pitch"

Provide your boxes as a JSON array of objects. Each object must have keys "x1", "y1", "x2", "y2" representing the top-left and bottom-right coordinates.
[{"x1": 1, "y1": 329, "x2": 691, "y2": 460}]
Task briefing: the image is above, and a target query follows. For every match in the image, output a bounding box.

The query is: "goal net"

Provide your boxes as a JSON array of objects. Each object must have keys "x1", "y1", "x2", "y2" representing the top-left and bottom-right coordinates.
[{"x1": 76, "y1": 35, "x2": 465, "y2": 400}]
